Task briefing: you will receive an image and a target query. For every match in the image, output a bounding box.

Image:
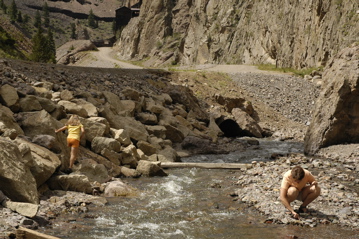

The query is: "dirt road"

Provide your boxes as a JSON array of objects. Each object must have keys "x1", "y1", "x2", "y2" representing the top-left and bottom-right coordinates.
[{"x1": 84, "y1": 47, "x2": 278, "y2": 74}]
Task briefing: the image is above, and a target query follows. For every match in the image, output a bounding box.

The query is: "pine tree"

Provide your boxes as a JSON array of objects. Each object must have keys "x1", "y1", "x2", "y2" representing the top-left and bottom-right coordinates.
[
  {"x1": 88, "y1": 9, "x2": 96, "y2": 28},
  {"x1": 17, "y1": 11, "x2": 23, "y2": 23},
  {"x1": 42, "y1": 2, "x2": 50, "y2": 27},
  {"x1": 8, "y1": 0, "x2": 17, "y2": 23},
  {"x1": 30, "y1": 27, "x2": 47, "y2": 62},
  {"x1": 0, "y1": 0, "x2": 4, "y2": 11},
  {"x1": 45, "y1": 28, "x2": 56, "y2": 63},
  {"x1": 23, "y1": 14, "x2": 30, "y2": 24},
  {"x1": 34, "y1": 10, "x2": 42, "y2": 28},
  {"x1": 70, "y1": 23, "x2": 77, "y2": 39},
  {"x1": 0, "y1": 0, "x2": 7, "y2": 13}
]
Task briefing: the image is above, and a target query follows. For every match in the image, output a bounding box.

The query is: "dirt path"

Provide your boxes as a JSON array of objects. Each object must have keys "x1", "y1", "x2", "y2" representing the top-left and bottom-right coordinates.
[
  {"x1": 171, "y1": 64, "x2": 281, "y2": 75},
  {"x1": 93, "y1": 47, "x2": 143, "y2": 69},
  {"x1": 86, "y1": 47, "x2": 281, "y2": 75}
]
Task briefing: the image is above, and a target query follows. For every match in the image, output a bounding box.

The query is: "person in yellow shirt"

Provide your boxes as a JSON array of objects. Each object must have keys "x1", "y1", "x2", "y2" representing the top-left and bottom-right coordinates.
[
  {"x1": 55, "y1": 115, "x2": 85, "y2": 174},
  {"x1": 280, "y1": 166, "x2": 321, "y2": 219}
]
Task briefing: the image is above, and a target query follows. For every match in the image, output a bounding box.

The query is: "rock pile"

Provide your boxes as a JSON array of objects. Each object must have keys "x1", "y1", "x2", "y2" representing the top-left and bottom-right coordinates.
[
  {"x1": 230, "y1": 72, "x2": 320, "y2": 125},
  {"x1": 0, "y1": 58, "x2": 262, "y2": 234}
]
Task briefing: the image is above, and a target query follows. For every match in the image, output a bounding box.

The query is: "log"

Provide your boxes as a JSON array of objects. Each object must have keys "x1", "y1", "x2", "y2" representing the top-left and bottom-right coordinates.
[
  {"x1": 16, "y1": 227, "x2": 60, "y2": 239},
  {"x1": 160, "y1": 162, "x2": 252, "y2": 170}
]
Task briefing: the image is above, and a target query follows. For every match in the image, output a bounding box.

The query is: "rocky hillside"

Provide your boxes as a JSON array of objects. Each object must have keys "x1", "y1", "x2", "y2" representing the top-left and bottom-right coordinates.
[
  {"x1": 114, "y1": 0, "x2": 359, "y2": 68},
  {"x1": 1, "y1": 0, "x2": 133, "y2": 49}
]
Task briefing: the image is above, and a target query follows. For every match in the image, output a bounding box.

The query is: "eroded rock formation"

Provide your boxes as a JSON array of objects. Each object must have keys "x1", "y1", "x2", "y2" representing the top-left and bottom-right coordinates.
[
  {"x1": 115, "y1": 0, "x2": 358, "y2": 68},
  {"x1": 304, "y1": 44, "x2": 359, "y2": 155}
]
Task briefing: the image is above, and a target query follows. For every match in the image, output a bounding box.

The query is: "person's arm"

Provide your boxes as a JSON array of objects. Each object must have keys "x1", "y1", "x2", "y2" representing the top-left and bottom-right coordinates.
[
  {"x1": 80, "y1": 126, "x2": 85, "y2": 139},
  {"x1": 55, "y1": 126, "x2": 67, "y2": 133},
  {"x1": 307, "y1": 171, "x2": 317, "y2": 186},
  {"x1": 280, "y1": 187, "x2": 299, "y2": 219}
]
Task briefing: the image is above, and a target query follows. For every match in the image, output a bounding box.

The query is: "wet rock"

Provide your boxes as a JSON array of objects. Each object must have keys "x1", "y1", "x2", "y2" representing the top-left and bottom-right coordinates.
[
  {"x1": 136, "y1": 160, "x2": 168, "y2": 177},
  {"x1": 104, "y1": 180, "x2": 138, "y2": 197}
]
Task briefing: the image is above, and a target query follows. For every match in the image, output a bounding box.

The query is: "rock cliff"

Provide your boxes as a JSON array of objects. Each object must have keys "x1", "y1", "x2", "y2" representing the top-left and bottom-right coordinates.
[
  {"x1": 304, "y1": 43, "x2": 359, "y2": 155},
  {"x1": 114, "y1": 0, "x2": 358, "y2": 68}
]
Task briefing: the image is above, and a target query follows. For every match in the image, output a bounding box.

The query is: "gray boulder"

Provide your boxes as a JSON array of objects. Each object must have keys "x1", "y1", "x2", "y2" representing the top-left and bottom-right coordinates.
[
  {"x1": 47, "y1": 174, "x2": 92, "y2": 194},
  {"x1": 0, "y1": 137, "x2": 38, "y2": 204},
  {"x1": 232, "y1": 108, "x2": 262, "y2": 138}
]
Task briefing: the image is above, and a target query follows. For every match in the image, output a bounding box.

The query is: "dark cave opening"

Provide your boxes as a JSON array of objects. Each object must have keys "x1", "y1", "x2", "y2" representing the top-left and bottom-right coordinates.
[{"x1": 218, "y1": 119, "x2": 244, "y2": 137}]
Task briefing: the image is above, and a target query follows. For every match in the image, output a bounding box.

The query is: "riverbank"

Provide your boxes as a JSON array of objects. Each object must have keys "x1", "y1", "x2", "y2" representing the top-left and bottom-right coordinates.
[{"x1": 234, "y1": 144, "x2": 359, "y2": 230}]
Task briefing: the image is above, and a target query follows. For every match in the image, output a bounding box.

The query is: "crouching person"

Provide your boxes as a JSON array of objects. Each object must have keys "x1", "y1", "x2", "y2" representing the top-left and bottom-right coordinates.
[{"x1": 280, "y1": 166, "x2": 321, "y2": 219}]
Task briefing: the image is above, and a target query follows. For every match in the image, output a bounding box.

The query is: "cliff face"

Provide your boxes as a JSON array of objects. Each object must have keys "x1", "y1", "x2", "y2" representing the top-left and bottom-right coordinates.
[{"x1": 114, "y1": 0, "x2": 359, "y2": 68}]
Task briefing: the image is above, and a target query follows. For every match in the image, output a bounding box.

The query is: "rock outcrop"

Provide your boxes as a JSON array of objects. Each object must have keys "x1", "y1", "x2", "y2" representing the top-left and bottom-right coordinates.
[
  {"x1": 304, "y1": 44, "x2": 359, "y2": 155},
  {"x1": 115, "y1": 0, "x2": 359, "y2": 68}
]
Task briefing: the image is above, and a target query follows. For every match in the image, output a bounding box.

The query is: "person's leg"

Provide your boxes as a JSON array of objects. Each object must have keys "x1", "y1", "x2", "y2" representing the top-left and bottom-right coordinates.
[
  {"x1": 286, "y1": 186, "x2": 300, "y2": 203},
  {"x1": 69, "y1": 146, "x2": 79, "y2": 169},
  {"x1": 300, "y1": 184, "x2": 321, "y2": 208}
]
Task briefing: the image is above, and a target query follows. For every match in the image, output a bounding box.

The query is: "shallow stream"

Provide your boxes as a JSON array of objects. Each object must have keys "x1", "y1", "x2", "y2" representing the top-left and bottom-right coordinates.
[{"x1": 40, "y1": 139, "x2": 357, "y2": 239}]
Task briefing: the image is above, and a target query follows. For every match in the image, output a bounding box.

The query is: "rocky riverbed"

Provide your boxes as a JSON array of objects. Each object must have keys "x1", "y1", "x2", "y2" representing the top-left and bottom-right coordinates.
[
  {"x1": 1, "y1": 45, "x2": 358, "y2": 237},
  {"x1": 233, "y1": 146, "x2": 359, "y2": 230}
]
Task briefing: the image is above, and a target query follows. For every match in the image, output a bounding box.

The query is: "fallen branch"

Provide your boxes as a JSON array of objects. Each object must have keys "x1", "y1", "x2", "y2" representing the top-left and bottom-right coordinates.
[
  {"x1": 16, "y1": 227, "x2": 60, "y2": 239},
  {"x1": 160, "y1": 162, "x2": 252, "y2": 170}
]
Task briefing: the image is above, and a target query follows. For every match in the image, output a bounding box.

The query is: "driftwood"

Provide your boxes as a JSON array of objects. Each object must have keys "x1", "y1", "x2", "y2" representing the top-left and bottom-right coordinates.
[
  {"x1": 160, "y1": 162, "x2": 252, "y2": 170},
  {"x1": 16, "y1": 227, "x2": 60, "y2": 239}
]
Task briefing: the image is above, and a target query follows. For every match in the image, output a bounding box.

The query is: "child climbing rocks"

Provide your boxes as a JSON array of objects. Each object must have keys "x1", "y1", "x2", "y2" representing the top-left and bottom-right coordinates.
[{"x1": 55, "y1": 115, "x2": 85, "y2": 174}]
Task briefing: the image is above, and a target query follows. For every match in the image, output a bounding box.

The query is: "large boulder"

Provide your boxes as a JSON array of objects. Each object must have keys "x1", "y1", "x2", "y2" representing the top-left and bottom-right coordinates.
[
  {"x1": 58, "y1": 100, "x2": 88, "y2": 118},
  {"x1": 15, "y1": 137, "x2": 61, "y2": 187},
  {"x1": 75, "y1": 158, "x2": 110, "y2": 184},
  {"x1": 165, "y1": 85, "x2": 208, "y2": 122},
  {"x1": 231, "y1": 108, "x2": 263, "y2": 138},
  {"x1": 16, "y1": 110, "x2": 70, "y2": 162},
  {"x1": 99, "y1": 105, "x2": 149, "y2": 141},
  {"x1": 305, "y1": 45, "x2": 359, "y2": 155},
  {"x1": 82, "y1": 117, "x2": 109, "y2": 143},
  {"x1": 102, "y1": 91, "x2": 126, "y2": 115},
  {"x1": 0, "y1": 105, "x2": 24, "y2": 137},
  {"x1": 0, "y1": 84, "x2": 19, "y2": 111},
  {"x1": 91, "y1": 137, "x2": 122, "y2": 154},
  {"x1": 79, "y1": 147, "x2": 122, "y2": 178},
  {"x1": 0, "y1": 137, "x2": 38, "y2": 204},
  {"x1": 18, "y1": 95, "x2": 42, "y2": 112},
  {"x1": 47, "y1": 174, "x2": 93, "y2": 194}
]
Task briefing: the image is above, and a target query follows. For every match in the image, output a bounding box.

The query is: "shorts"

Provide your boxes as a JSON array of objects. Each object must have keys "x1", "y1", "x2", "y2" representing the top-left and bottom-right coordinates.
[{"x1": 67, "y1": 138, "x2": 80, "y2": 148}]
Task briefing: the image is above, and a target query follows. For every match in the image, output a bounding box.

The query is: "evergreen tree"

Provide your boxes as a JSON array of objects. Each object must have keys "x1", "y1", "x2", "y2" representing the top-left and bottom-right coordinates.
[
  {"x1": 30, "y1": 27, "x2": 47, "y2": 62},
  {"x1": 88, "y1": 9, "x2": 96, "y2": 28},
  {"x1": 70, "y1": 23, "x2": 77, "y2": 39},
  {"x1": 17, "y1": 11, "x2": 23, "y2": 23},
  {"x1": 42, "y1": 2, "x2": 50, "y2": 27},
  {"x1": 45, "y1": 28, "x2": 56, "y2": 63},
  {"x1": 8, "y1": 0, "x2": 17, "y2": 23},
  {"x1": 0, "y1": 0, "x2": 7, "y2": 13},
  {"x1": 0, "y1": 0, "x2": 4, "y2": 11},
  {"x1": 34, "y1": 10, "x2": 42, "y2": 28},
  {"x1": 23, "y1": 14, "x2": 30, "y2": 24}
]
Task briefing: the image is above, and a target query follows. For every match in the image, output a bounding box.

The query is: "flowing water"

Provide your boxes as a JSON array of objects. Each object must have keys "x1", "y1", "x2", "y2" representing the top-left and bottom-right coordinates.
[{"x1": 40, "y1": 139, "x2": 357, "y2": 239}]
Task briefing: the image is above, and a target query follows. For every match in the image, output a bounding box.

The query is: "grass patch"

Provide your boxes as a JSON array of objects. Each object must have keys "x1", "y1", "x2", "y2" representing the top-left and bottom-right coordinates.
[{"x1": 257, "y1": 64, "x2": 323, "y2": 77}]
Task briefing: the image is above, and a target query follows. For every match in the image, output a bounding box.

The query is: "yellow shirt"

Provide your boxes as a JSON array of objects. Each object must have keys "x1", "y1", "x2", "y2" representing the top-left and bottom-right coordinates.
[
  {"x1": 67, "y1": 124, "x2": 83, "y2": 141},
  {"x1": 281, "y1": 169, "x2": 315, "y2": 191}
]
